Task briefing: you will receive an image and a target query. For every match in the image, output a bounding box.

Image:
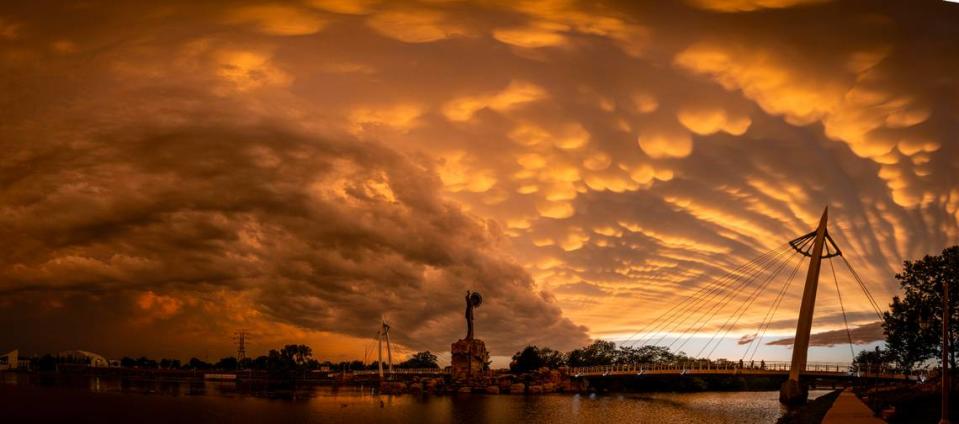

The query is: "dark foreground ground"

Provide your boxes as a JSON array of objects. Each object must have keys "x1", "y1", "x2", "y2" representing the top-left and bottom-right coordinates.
[
  {"x1": 777, "y1": 389, "x2": 842, "y2": 424},
  {"x1": 858, "y1": 382, "x2": 957, "y2": 423}
]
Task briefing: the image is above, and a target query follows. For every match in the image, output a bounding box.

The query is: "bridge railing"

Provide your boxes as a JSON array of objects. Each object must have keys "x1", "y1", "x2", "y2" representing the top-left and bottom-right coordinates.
[
  {"x1": 352, "y1": 368, "x2": 448, "y2": 376},
  {"x1": 568, "y1": 361, "x2": 862, "y2": 376}
]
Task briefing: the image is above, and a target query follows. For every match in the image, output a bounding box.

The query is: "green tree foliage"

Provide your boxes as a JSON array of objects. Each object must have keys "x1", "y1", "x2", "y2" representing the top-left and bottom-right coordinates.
[
  {"x1": 565, "y1": 341, "x2": 688, "y2": 367},
  {"x1": 851, "y1": 346, "x2": 895, "y2": 373},
  {"x1": 882, "y1": 246, "x2": 959, "y2": 371},
  {"x1": 279, "y1": 344, "x2": 313, "y2": 365},
  {"x1": 398, "y1": 351, "x2": 439, "y2": 369},
  {"x1": 567, "y1": 340, "x2": 618, "y2": 367},
  {"x1": 511, "y1": 346, "x2": 545, "y2": 372},
  {"x1": 615, "y1": 345, "x2": 685, "y2": 364},
  {"x1": 539, "y1": 347, "x2": 565, "y2": 369}
]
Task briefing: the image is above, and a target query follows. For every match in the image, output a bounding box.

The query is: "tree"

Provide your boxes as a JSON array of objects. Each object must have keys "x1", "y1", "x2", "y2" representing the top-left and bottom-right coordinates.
[
  {"x1": 188, "y1": 357, "x2": 211, "y2": 370},
  {"x1": 539, "y1": 347, "x2": 566, "y2": 369},
  {"x1": 252, "y1": 355, "x2": 269, "y2": 370},
  {"x1": 238, "y1": 357, "x2": 253, "y2": 369},
  {"x1": 567, "y1": 340, "x2": 618, "y2": 367},
  {"x1": 511, "y1": 346, "x2": 545, "y2": 372},
  {"x1": 279, "y1": 344, "x2": 312, "y2": 365},
  {"x1": 135, "y1": 356, "x2": 158, "y2": 368},
  {"x1": 851, "y1": 346, "x2": 894, "y2": 373},
  {"x1": 399, "y1": 351, "x2": 439, "y2": 369},
  {"x1": 215, "y1": 356, "x2": 238, "y2": 370},
  {"x1": 159, "y1": 358, "x2": 181, "y2": 369},
  {"x1": 882, "y1": 246, "x2": 959, "y2": 371},
  {"x1": 120, "y1": 356, "x2": 136, "y2": 368},
  {"x1": 616, "y1": 345, "x2": 682, "y2": 364}
]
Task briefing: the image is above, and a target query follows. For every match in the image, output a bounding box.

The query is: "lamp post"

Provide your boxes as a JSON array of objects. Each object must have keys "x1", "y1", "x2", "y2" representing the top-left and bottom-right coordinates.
[{"x1": 942, "y1": 279, "x2": 951, "y2": 424}]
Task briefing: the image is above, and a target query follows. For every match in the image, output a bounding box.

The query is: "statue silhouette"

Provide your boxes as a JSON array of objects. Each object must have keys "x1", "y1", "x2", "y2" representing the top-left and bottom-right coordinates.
[{"x1": 465, "y1": 290, "x2": 482, "y2": 340}]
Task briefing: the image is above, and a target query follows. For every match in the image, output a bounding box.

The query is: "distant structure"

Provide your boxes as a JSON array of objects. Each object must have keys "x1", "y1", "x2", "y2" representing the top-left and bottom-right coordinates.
[
  {"x1": 377, "y1": 319, "x2": 393, "y2": 379},
  {"x1": 451, "y1": 290, "x2": 489, "y2": 383},
  {"x1": 57, "y1": 350, "x2": 109, "y2": 368},
  {"x1": 233, "y1": 330, "x2": 249, "y2": 362},
  {"x1": 0, "y1": 349, "x2": 21, "y2": 370}
]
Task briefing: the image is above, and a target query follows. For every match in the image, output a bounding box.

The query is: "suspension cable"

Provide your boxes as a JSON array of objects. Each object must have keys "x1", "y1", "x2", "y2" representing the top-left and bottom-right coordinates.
[
  {"x1": 700, "y1": 251, "x2": 797, "y2": 359},
  {"x1": 666, "y1": 247, "x2": 792, "y2": 353},
  {"x1": 742, "y1": 254, "x2": 806, "y2": 361},
  {"x1": 839, "y1": 255, "x2": 884, "y2": 321},
  {"x1": 829, "y1": 258, "x2": 857, "y2": 361},
  {"x1": 653, "y1": 247, "x2": 792, "y2": 351},
  {"x1": 632, "y1": 245, "x2": 788, "y2": 349},
  {"x1": 620, "y1": 244, "x2": 786, "y2": 347}
]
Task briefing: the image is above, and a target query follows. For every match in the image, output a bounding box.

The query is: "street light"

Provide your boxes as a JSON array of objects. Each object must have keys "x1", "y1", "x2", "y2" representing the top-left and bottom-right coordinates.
[{"x1": 942, "y1": 280, "x2": 952, "y2": 424}]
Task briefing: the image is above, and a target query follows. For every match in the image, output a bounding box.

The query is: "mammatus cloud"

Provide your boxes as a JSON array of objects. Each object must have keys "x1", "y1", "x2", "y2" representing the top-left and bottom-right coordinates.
[
  {"x1": 1, "y1": 1, "x2": 957, "y2": 363},
  {"x1": 685, "y1": 0, "x2": 830, "y2": 13}
]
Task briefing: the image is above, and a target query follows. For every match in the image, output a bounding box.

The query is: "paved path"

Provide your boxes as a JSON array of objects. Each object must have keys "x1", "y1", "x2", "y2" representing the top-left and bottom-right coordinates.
[{"x1": 822, "y1": 388, "x2": 884, "y2": 423}]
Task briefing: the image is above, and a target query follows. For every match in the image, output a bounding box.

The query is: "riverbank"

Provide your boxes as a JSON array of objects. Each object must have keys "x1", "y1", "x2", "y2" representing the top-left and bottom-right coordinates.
[{"x1": 776, "y1": 389, "x2": 842, "y2": 424}]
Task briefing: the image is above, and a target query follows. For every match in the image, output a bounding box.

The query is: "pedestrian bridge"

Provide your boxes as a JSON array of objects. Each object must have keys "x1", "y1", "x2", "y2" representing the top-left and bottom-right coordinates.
[
  {"x1": 569, "y1": 361, "x2": 916, "y2": 381},
  {"x1": 352, "y1": 368, "x2": 448, "y2": 376}
]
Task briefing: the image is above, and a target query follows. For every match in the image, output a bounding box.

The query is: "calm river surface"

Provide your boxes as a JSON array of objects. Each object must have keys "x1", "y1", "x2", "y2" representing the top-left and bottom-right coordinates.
[{"x1": 0, "y1": 374, "x2": 830, "y2": 423}]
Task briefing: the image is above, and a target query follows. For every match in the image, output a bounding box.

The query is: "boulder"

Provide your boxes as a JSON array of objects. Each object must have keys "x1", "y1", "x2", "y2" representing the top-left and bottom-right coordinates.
[
  {"x1": 457, "y1": 386, "x2": 473, "y2": 394},
  {"x1": 542, "y1": 383, "x2": 555, "y2": 393},
  {"x1": 528, "y1": 385, "x2": 543, "y2": 394},
  {"x1": 485, "y1": 385, "x2": 500, "y2": 394},
  {"x1": 509, "y1": 383, "x2": 526, "y2": 394}
]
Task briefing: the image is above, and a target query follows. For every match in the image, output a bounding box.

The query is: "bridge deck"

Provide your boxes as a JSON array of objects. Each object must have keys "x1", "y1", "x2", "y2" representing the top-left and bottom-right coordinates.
[{"x1": 570, "y1": 363, "x2": 912, "y2": 380}]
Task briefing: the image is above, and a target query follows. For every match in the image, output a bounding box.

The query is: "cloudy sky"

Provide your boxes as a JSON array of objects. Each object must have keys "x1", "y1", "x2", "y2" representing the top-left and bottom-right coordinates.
[{"x1": 1, "y1": 0, "x2": 957, "y2": 366}]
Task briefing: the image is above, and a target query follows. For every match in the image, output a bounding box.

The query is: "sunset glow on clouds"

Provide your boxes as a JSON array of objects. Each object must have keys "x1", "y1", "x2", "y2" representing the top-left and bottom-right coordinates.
[{"x1": 1, "y1": 0, "x2": 958, "y2": 365}]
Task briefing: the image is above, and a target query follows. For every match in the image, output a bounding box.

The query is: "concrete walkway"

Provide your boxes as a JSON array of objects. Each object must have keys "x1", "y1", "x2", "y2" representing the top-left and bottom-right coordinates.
[{"x1": 822, "y1": 388, "x2": 884, "y2": 423}]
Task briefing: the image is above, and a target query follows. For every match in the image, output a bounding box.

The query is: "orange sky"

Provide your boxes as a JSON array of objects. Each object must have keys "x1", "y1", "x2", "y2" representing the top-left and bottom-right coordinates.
[{"x1": 1, "y1": 0, "x2": 958, "y2": 366}]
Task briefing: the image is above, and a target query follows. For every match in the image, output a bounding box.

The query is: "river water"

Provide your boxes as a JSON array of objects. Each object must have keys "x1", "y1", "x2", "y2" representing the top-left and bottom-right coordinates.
[{"x1": 0, "y1": 374, "x2": 830, "y2": 423}]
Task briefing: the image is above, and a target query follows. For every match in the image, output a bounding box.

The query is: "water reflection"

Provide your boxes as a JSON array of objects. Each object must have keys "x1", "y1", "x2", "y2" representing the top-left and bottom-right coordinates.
[{"x1": 1, "y1": 373, "x2": 829, "y2": 423}]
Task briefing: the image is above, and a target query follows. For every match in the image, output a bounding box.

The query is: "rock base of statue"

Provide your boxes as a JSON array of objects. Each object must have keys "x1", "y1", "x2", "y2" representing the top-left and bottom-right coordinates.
[{"x1": 451, "y1": 338, "x2": 489, "y2": 383}]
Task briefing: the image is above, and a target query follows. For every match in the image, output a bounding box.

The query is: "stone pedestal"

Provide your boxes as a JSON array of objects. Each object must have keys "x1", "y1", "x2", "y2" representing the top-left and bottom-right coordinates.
[{"x1": 451, "y1": 338, "x2": 489, "y2": 383}]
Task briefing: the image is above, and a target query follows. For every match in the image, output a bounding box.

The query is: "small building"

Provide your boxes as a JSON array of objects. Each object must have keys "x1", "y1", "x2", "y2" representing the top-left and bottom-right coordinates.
[{"x1": 0, "y1": 349, "x2": 19, "y2": 370}]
